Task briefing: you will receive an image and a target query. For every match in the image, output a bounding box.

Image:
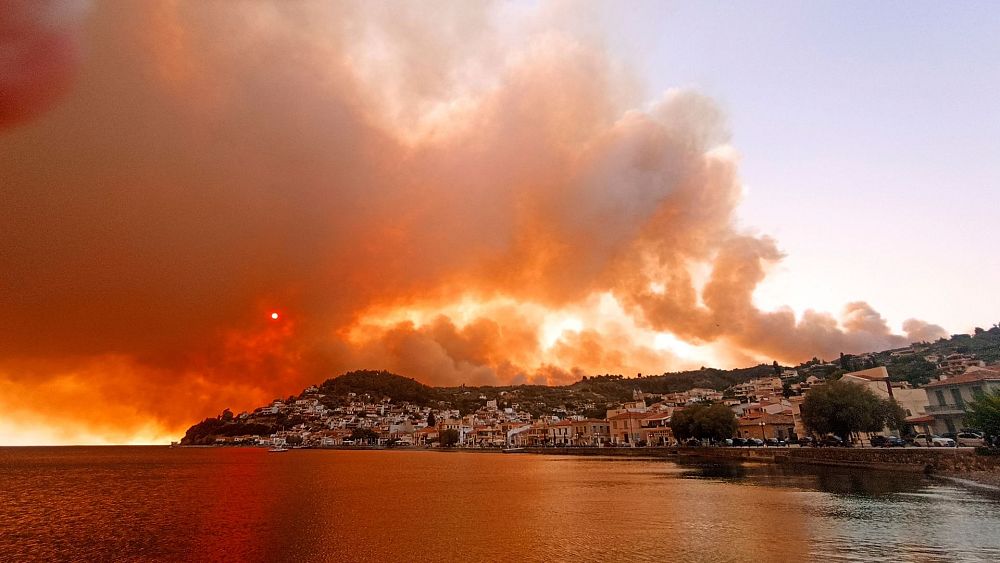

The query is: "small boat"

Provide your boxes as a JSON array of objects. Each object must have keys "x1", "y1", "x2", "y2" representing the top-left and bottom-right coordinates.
[
  {"x1": 268, "y1": 447, "x2": 289, "y2": 453},
  {"x1": 501, "y1": 447, "x2": 526, "y2": 454}
]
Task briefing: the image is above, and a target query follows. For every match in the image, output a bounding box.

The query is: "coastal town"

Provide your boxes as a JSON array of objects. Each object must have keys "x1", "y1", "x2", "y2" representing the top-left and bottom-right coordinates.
[{"x1": 183, "y1": 330, "x2": 1000, "y2": 451}]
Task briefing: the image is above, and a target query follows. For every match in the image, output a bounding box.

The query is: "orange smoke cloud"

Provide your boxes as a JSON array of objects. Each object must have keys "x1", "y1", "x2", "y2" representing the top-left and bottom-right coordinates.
[{"x1": 0, "y1": 2, "x2": 946, "y2": 443}]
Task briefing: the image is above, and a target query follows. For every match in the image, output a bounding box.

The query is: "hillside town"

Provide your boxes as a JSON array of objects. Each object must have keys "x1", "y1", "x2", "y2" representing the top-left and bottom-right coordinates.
[{"x1": 186, "y1": 338, "x2": 1000, "y2": 450}]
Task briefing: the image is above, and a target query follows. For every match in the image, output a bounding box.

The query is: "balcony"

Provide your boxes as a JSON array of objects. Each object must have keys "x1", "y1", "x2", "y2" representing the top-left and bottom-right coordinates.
[{"x1": 925, "y1": 404, "x2": 965, "y2": 414}]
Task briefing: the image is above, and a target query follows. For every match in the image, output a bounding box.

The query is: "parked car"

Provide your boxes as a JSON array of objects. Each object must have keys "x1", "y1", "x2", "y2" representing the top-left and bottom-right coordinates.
[
  {"x1": 764, "y1": 438, "x2": 786, "y2": 447},
  {"x1": 956, "y1": 432, "x2": 986, "y2": 447},
  {"x1": 796, "y1": 436, "x2": 815, "y2": 447},
  {"x1": 746, "y1": 438, "x2": 764, "y2": 447},
  {"x1": 819, "y1": 435, "x2": 847, "y2": 447},
  {"x1": 909, "y1": 434, "x2": 956, "y2": 447},
  {"x1": 870, "y1": 435, "x2": 906, "y2": 448},
  {"x1": 730, "y1": 437, "x2": 747, "y2": 447},
  {"x1": 684, "y1": 438, "x2": 701, "y2": 447}
]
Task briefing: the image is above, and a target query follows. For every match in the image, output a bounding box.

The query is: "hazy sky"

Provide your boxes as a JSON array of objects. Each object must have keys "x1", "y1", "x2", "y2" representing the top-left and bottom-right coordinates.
[
  {"x1": 599, "y1": 1, "x2": 1000, "y2": 334},
  {"x1": 1, "y1": 1, "x2": 997, "y2": 443}
]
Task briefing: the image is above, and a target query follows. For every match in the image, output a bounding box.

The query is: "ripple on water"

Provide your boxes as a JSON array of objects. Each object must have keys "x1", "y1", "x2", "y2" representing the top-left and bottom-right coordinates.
[{"x1": 2, "y1": 448, "x2": 1000, "y2": 562}]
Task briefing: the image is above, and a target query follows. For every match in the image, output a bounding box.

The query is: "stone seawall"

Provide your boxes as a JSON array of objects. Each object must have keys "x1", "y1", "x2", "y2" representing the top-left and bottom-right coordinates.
[
  {"x1": 518, "y1": 446, "x2": 1000, "y2": 474},
  {"x1": 778, "y1": 447, "x2": 1000, "y2": 473}
]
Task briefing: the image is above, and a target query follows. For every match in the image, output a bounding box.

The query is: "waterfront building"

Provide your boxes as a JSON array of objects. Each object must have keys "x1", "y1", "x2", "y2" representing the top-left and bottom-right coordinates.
[
  {"x1": 924, "y1": 368, "x2": 1000, "y2": 434},
  {"x1": 569, "y1": 419, "x2": 611, "y2": 446},
  {"x1": 548, "y1": 420, "x2": 574, "y2": 445},
  {"x1": 737, "y1": 413, "x2": 794, "y2": 441},
  {"x1": 609, "y1": 411, "x2": 647, "y2": 445}
]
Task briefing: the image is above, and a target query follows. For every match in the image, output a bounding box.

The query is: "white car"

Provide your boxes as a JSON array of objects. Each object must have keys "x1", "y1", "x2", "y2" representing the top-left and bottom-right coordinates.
[
  {"x1": 910, "y1": 434, "x2": 955, "y2": 447},
  {"x1": 956, "y1": 432, "x2": 986, "y2": 447}
]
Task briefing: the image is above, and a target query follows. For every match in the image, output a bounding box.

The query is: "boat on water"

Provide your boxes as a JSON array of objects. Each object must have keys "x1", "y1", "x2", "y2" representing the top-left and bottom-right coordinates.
[
  {"x1": 501, "y1": 447, "x2": 526, "y2": 453},
  {"x1": 268, "y1": 447, "x2": 289, "y2": 453}
]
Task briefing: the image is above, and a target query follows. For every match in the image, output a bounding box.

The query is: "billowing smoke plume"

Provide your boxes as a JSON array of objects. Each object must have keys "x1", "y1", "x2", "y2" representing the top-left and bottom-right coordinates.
[{"x1": 0, "y1": 2, "x2": 946, "y2": 443}]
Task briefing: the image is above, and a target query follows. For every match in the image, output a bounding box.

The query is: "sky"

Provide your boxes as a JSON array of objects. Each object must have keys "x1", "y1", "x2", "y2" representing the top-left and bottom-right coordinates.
[
  {"x1": 597, "y1": 1, "x2": 1000, "y2": 333},
  {"x1": 0, "y1": 1, "x2": 997, "y2": 444}
]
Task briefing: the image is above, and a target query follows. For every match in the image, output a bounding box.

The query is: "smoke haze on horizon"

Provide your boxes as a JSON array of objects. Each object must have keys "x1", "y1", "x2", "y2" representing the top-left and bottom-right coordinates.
[{"x1": 0, "y1": 1, "x2": 958, "y2": 444}]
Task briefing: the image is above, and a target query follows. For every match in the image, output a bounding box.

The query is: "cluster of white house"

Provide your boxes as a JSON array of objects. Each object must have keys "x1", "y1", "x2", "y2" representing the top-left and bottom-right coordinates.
[{"x1": 215, "y1": 358, "x2": 999, "y2": 449}]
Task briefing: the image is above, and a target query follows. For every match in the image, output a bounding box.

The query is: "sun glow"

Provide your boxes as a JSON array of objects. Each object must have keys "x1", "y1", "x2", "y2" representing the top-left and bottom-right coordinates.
[{"x1": 539, "y1": 315, "x2": 584, "y2": 350}]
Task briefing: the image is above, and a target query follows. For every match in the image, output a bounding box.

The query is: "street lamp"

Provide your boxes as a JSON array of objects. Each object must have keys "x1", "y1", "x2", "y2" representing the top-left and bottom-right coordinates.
[{"x1": 759, "y1": 421, "x2": 766, "y2": 443}]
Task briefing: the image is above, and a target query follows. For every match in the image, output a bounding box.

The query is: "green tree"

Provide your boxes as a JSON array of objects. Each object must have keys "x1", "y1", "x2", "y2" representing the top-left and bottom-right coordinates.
[
  {"x1": 886, "y1": 356, "x2": 937, "y2": 387},
  {"x1": 440, "y1": 428, "x2": 461, "y2": 448},
  {"x1": 670, "y1": 403, "x2": 737, "y2": 442},
  {"x1": 801, "y1": 380, "x2": 903, "y2": 439},
  {"x1": 427, "y1": 412, "x2": 436, "y2": 427},
  {"x1": 670, "y1": 408, "x2": 697, "y2": 440},
  {"x1": 350, "y1": 428, "x2": 380, "y2": 444},
  {"x1": 965, "y1": 389, "x2": 1000, "y2": 440},
  {"x1": 693, "y1": 403, "x2": 738, "y2": 441}
]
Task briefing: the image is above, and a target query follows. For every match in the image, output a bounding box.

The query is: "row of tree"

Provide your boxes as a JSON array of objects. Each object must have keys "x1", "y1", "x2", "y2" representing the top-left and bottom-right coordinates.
[{"x1": 668, "y1": 380, "x2": 912, "y2": 443}]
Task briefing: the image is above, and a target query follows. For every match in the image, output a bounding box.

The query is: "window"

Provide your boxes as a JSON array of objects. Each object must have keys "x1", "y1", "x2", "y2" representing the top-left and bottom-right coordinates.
[
  {"x1": 935, "y1": 390, "x2": 946, "y2": 405},
  {"x1": 951, "y1": 388, "x2": 964, "y2": 406},
  {"x1": 971, "y1": 386, "x2": 983, "y2": 397}
]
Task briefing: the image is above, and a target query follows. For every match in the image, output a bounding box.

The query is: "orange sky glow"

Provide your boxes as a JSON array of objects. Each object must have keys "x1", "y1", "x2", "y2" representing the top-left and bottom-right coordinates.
[{"x1": 1, "y1": 2, "x2": 955, "y2": 444}]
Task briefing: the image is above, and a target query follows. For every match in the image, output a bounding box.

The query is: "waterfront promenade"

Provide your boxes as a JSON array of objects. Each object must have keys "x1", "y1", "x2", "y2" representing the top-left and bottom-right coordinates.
[{"x1": 515, "y1": 445, "x2": 1000, "y2": 480}]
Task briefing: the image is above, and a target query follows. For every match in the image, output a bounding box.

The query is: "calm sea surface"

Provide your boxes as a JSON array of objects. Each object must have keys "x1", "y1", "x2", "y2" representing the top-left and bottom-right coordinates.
[{"x1": 1, "y1": 447, "x2": 999, "y2": 562}]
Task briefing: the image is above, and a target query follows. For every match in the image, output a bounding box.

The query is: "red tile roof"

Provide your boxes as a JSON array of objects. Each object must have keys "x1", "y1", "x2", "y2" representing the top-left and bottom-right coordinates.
[
  {"x1": 608, "y1": 411, "x2": 651, "y2": 420},
  {"x1": 738, "y1": 413, "x2": 793, "y2": 426},
  {"x1": 924, "y1": 369, "x2": 1000, "y2": 388}
]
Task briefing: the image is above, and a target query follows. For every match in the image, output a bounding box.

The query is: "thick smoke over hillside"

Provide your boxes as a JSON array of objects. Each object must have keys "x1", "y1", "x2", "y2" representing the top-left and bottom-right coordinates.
[{"x1": 0, "y1": 2, "x2": 945, "y2": 442}]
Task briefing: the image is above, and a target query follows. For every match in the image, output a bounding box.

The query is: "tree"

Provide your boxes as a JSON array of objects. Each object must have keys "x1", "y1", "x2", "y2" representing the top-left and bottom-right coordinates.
[
  {"x1": 440, "y1": 428, "x2": 460, "y2": 448},
  {"x1": 694, "y1": 403, "x2": 739, "y2": 441},
  {"x1": 350, "y1": 428, "x2": 380, "y2": 444},
  {"x1": 220, "y1": 408, "x2": 234, "y2": 422},
  {"x1": 965, "y1": 389, "x2": 1000, "y2": 441},
  {"x1": 670, "y1": 403, "x2": 737, "y2": 442},
  {"x1": 801, "y1": 380, "x2": 903, "y2": 439},
  {"x1": 670, "y1": 408, "x2": 697, "y2": 440},
  {"x1": 886, "y1": 356, "x2": 937, "y2": 387},
  {"x1": 427, "y1": 412, "x2": 437, "y2": 428}
]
